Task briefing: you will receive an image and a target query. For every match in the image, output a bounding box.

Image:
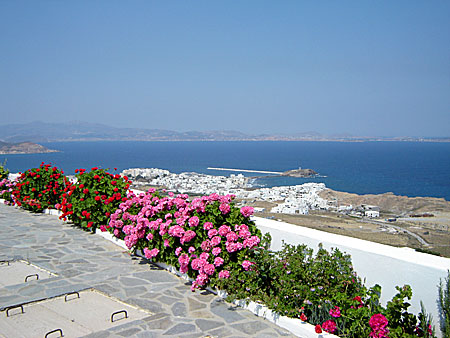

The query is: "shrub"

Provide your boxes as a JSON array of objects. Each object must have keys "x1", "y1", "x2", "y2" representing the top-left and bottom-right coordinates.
[
  {"x1": 108, "y1": 189, "x2": 262, "y2": 291},
  {"x1": 222, "y1": 241, "x2": 436, "y2": 338},
  {"x1": 0, "y1": 177, "x2": 15, "y2": 204},
  {"x1": 0, "y1": 161, "x2": 9, "y2": 180},
  {"x1": 58, "y1": 167, "x2": 130, "y2": 231},
  {"x1": 439, "y1": 270, "x2": 450, "y2": 336},
  {"x1": 12, "y1": 162, "x2": 69, "y2": 212}
]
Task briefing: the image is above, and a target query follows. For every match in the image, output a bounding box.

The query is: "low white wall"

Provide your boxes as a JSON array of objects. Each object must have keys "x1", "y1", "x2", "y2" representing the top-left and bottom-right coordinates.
[{"x1": 254, "y1": 216, "x2": 450, "y2": 336}]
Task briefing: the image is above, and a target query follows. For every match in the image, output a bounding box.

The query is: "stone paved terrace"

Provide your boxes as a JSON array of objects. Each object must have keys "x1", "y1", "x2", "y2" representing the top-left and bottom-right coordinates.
[{"x1": 0, "y1": 203, "x2": 296, "y2": 338}]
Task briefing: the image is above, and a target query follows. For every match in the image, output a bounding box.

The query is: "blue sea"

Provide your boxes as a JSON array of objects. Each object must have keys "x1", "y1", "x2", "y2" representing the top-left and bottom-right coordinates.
[{"x1": 1, "y1": 141, "x2": 449, "y2": 201}]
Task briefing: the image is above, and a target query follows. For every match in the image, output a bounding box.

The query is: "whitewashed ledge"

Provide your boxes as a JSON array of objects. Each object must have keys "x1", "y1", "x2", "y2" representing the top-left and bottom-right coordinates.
[
  {"x1": 43, "y1": 208, "x2": 62, "y2": 216},
  {"x1": 0, "y1": 199, "x2": 64, "y2": 216},
  {"x1": 254, "y1": 216, "x2": 450, "y2": 338},
  {"x1": 95, "y1": 229, "x2": 339, "y2": 338}
]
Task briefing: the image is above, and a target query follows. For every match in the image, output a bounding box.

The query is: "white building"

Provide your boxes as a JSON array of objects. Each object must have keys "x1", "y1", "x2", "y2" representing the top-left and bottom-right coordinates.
[{"x1": 365, "y1": 210, "x2": 380, "y2": 218}]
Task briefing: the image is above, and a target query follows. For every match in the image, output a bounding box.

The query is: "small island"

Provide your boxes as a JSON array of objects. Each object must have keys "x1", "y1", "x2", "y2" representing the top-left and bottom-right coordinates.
[
  {"x1": 0, "y1": 141, "x2": 59, "y2": 154},
  {"x1": 281, "y1": 168, "x2": 318, "y2": 178}
]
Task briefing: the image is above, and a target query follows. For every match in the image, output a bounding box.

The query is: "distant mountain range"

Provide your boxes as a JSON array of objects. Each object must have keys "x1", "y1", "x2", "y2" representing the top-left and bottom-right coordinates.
[{"x1": 0, "y1": 121, "x2": 448, "y2": 143}]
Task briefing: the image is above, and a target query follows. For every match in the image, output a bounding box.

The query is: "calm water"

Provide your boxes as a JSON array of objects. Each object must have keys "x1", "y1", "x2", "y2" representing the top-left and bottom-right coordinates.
[{"x1": 1, "y1": 141, "x2": 449, "y2": 200}]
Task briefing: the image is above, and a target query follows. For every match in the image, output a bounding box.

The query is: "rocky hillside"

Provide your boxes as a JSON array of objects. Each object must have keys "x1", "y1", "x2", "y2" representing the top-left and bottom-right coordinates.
[
  {"x1": 0, "y1": 141, "x2": 58, "y2": 154},
  {"x1": 319, "y1": 189, "x2": 450, "y2": 215},
  {"x1": 281, "y1": 168, "x2": 318, "y2": 177}
]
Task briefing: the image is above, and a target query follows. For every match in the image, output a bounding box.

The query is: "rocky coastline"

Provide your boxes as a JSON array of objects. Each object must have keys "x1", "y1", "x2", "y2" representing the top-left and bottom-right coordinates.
[
  {"x1": 0, "y1": 141, "x2": 59, "y2": 154},
  {"x1": 281, "y1": 168, "x2": 318, "y2": 177}
]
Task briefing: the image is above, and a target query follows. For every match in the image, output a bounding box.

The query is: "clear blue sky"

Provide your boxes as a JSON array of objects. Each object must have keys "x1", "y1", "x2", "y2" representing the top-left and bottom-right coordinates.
[{"x1": 1, "y1": 1, "x2": 449, "y2": 137}]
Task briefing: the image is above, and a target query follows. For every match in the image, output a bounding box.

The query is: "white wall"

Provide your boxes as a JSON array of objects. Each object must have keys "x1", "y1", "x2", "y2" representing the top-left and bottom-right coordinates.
[{"x1": 254, "y1": 216, "x2": 450, "y2": 337}]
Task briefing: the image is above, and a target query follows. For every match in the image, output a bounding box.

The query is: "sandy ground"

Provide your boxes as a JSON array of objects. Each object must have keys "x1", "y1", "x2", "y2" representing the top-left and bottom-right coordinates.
[{"x1": 243, "y1": 195, "x2": 450, "y2": 257}]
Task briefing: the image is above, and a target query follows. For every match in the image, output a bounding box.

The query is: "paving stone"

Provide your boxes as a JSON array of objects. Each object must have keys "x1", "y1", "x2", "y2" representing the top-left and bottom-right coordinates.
[
  {"x1": 171, "y1": 301, "x2": 187, "y2": 317},
  {"x1": 0, "y1": 295, "x2": 21, "y2": 307},
  {"x1": 230, "y1": 320, "x2": 270, "y2": 334},
  {"x1": 117, "y1": 327, "x2": 142, "y2": 336},
  {"x1": 145, "y1": 283, "x2": 177, "y2": 293},
  {"x1": 65, "y1": 258, "x2": 90, "y2": 264},
  {"x1": 133, "y1": 270, "x2": 179, "y2": 283},
  {"x1": 195, "y1": 318, "x2": 225, "y2": 331},
  {"x1": 163, "y1": 323, "x2": 196, "y2": 335},
  {"x1": 58, "y1": 268, "x2": 82, "y2": 278},
  {"x1": 208, "y1": 326, "x2": 234, "y2": 337},
  {"x1": 179, "y1": 333, "x2": 205, "y2": 338},
  {"x1": 158, "y1": 295, "x2": 179, "y2": 305},
  {"x1": 209, "y1": 299, "x2": 245, "y2": 323},
  {"x1": 164, "y1": 290, "x2": 182, "y2": 298},
  {"x1": 120, "y1": 276, "x2": 148, "y2": 286},
  {"x1": 274, "y1": 326, "x2": 294, "y2": 336},
  {"x1": 187, "y1": 297, "x2": 206, "y2": 311},
  {"x1": 125, "y1": 286, "x2": 148, "y2": 297},
  {"x1": 189, "y1": 310, "x2": 217, "y2": 319},
  {"x1": 17, "y1": 284, "x2": 44, "y2": 296},
  {"x1": 142, "y1": 312, "x2": 169, "y2": 322},
  {"x1": 256, "y1": 332, "x2": 284, "y2": 338},
  {"x1": 94, "y1": 283, "x2": 120, "y2": 295},
  {"x1": 82, "y1": 331, "x2": 112, "y2": 338},
  {"x1": 144, "y1": 316, "x2": 173, "y2": 330},
  {"x1": 136, "y1": 332, "x2": 158, "y2": 338},
  {"x1": 126, "y1": 298, "x2": 164, "y2": 313}
]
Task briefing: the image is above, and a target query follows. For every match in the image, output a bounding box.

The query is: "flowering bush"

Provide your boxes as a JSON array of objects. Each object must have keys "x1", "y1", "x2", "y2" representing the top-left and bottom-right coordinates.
[
  {"x1": 12, "y1": 162, "x2": 70, "y2": 212},
  {"x1": 0, "y1": 163, "x2": 14, "y2": 204},
  {"x1": 0, "y1": 163, "x2": 9, "y2": 180},
  {"x1": 438, "y1": 270, "x2": 450, "y2": 336},
  {"x1": 108, "y1": 189, "x2": 261, "y2": 291},
  {"x1": 58, "y1": 167, "x2": 130, "y2": 231},
  {"x1": 0, "y1": 177, "x2": 16, "y2": 205},
  {"x1": 222, "y1": 241, "x2": 436, "y2": 338}
]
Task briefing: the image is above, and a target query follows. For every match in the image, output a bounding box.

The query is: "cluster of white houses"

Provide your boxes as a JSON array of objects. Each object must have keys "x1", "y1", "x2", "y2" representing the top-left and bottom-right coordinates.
[{"x1": 122, "y1": 168, "x2": 380, "y2": 218}]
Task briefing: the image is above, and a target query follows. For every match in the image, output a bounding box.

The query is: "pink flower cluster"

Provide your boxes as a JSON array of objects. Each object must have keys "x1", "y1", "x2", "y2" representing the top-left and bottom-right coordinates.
[
  {"x1": 0, "y1": 178, "x2": 16, "y2": 205},
  {"x1": 109, "y1": 190, "x2": 261, "y2": 291}
]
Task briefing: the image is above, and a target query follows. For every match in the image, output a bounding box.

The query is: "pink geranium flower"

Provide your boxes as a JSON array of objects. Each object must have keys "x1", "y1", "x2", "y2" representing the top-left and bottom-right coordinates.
[
  {"x1": 203, "y1": 221, "x2": 213, "y2": 230},
  {"x1": 203, "y1": 263, "x2": 215, "y2": 276},
  {"x1": 143, "y1": 247, "x2": 159, "y2": 259},
  {"x1": 240, "y1": 206, "x2": 254, "y2": 217},
  {"x1": 211, "y1": 236, "x2": 221, "y2": 247},
  {"x1": 188, "y1": 216, "x2": 199, "y2": 227},
  {"x1": 178, "y1": 253, "x2": 190, "y2": 266},
  {"x1": 219, "y1": 203, "x2": 230, "y2": 214},
  {"x1": 218, "y1": 270, "x2": 230, "y2": 279},
  {"x1": 226, "y1": 231, "x2": 238, "y2": 242},
  {"x1": 218, "y1": 225, "x2": 231, "y2": 236},
  {"x1": 208, "y1": 228, "x2": 218, "y2": 238},
  {"x1": 241, "y1": 260, "x2": 254, "y2": 271},
  {"x1": 214, "y1": 257, "x2": 224, "y2": 267},
  {"x1": 212, "y1": 247, "x2": 222, "y2": 256}
]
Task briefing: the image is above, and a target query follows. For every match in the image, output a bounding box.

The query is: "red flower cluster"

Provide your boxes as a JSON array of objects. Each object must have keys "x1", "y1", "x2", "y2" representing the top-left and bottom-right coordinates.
[
  {"x1": 58, "y1": 167, "x2": 131, "y2": 231},
  {"x1": 12, "y1": 162, "x2": 70, "y2": 212}
]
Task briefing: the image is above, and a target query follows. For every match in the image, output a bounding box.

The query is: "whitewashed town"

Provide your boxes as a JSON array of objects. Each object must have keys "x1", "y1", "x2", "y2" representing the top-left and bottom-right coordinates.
[{"x1": 122, "y1": 168, "x2": 380, "y2": 218}]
